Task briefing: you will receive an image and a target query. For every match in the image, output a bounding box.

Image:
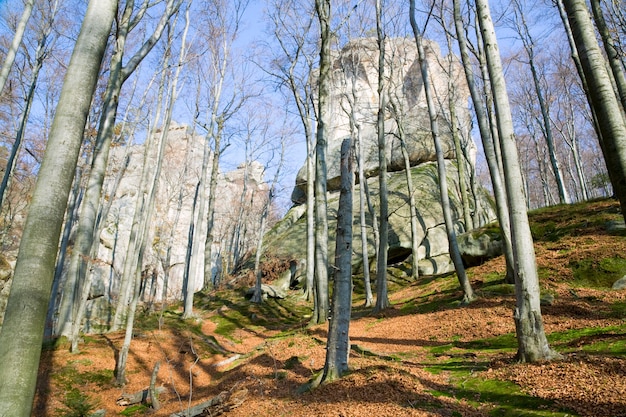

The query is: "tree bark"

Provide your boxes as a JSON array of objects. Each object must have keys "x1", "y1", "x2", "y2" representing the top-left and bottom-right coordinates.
[
  {"x1": 476, "y1": 0, "x2": 560, "y2": 362},
  {"x1": 562, "y1": 0, "x2": 626, "y2": 224},
  {"x1": 374, "y1": 0, "x2": 390, "y2": 312},
  {"x1": 0, "y1": 0, "x2": 116, "y2": 414},
  {"x1": 321, "y1": 138, "x2": 353, "y2": 383},
  {"x1": 312, "y1": 0, "x2": 331, "y2": 324}
]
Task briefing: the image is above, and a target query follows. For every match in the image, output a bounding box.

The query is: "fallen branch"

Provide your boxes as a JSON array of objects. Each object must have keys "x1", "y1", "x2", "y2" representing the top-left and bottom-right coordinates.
[
  {"x1": 213, "y1": 354, "x2": 241, "y2": 368},
  {"x1": 169, "y1": 386, "x2": 248, "y2": 417}
]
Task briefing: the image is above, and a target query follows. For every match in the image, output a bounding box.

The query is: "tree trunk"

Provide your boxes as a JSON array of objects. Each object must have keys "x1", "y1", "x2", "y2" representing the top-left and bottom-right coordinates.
[
  {"x1": 117, "y1": 9, "x2": 189, "y2": 383},
  {"x1": 0, "y1": 0, "x2": 115, "y2": 413},
  {"x1": 411, "y1": 0, "x2": 475, "y2": 304},
  {"x1": 312, "y1": 0, "x2": 331, "y2": 324},
  {"x1": 321, "y1": 138, "x2": 353, "y2": 383},
  {"x1": 590, "y1": 0, "x2": 626, "y2": 114},
  {"x1": 476, "y1": 0, "x2": 560, "y2": 362},
  {"x1": 374, "y1": 0, "x2": 390, "y2": 312},
  {"x1": 563, "y1": 0, "x2": 626, "y2": 224},
  {"x1": 0, "y1": 0, "x2": 35, "y2": 95}
]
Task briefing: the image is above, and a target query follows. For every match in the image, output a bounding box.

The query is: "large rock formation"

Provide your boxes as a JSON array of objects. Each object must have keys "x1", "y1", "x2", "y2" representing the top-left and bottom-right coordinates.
[
  {"x1": 268, "y1": 37, "x2": 495, "y2": 278},
  {"x1": 79, "y1": 123, "x2": 268, "y2": 330},
  {"x1": 292, "y1": 37, "x2": 472, "y2": 203}
]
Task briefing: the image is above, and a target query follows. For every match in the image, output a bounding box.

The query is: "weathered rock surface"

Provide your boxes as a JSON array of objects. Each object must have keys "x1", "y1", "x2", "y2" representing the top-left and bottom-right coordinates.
[
  {"x1": 292, "y1": 37, "x2": 471, "y2": 203},
  {"x1": 268, "y1": 36, "x2": 495, "y2": 279},
  {"x1": 265, "y1": 161, "x2": 496, "y2": 277},
  {"x1": 74, "y1": 123, "x2": 268, "y2": 331}
]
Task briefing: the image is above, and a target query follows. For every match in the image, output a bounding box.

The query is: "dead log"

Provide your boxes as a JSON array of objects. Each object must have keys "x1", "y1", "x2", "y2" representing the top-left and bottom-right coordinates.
[{"x1": 169, "y1": 387, "x2": 248, "y2": 417}]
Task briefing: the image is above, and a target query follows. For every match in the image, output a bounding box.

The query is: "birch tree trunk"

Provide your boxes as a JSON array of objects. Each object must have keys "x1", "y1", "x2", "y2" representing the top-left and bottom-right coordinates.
[
  {"x1": 476, "y1": 0, "x2": 560, "y2": 362},
  {"x1": 410, "y1": 0, "x2": 475, "y2": 303},
  {"x1": 0, "y1": 0, "x2": 116, "y2": 413}
]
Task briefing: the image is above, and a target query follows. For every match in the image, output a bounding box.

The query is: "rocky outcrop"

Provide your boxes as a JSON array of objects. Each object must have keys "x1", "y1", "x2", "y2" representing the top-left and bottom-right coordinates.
[
  {"x1": 267, "y1": 37, "x2": 494, "y2": 278},
  {"x1": 292, "y1": 37, "x2": 472, "y2": 203},
  {"x1": 265, "y1": 161, "x2": 496, "y2": 278},
  {"x1": 78, "y1": 123, "x2": 268, "y2": 329}
]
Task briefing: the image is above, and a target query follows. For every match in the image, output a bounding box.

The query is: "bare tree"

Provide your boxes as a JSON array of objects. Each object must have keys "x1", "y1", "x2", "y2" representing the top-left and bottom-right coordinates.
[
  {"x1": 562, "y1": 0, "x2": 626, "y2": 223},
  {"x1": 0, "y1": 0, "x2": 116, "y2": 413},
  {"x1": 312, "y1": 0, "x2": 331, "y2": 324},
  {"x1": 374, "y1": 0, "x2": 390, "y2": 312},
  {"x1": 410, "y1": 0, "x2": 475, "y2": 303},
  {"x1": 0, "y1": 0, "x2": 35, "y2": 95},
  {"x1": 475, "y1": 0, "x2": 560, "y2": 361}
]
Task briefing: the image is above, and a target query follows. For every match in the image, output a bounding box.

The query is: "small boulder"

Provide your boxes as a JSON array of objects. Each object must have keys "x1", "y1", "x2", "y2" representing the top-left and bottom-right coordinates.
[
  {"x1": 540, "y1": 293, "x2": 555, "y2": 306},
  {"x1": 245, "y1": 284, "x2": 286, "y2": 300},
  {"x1": 612, "y1": 276, "x2": 626, "y2": 290}
]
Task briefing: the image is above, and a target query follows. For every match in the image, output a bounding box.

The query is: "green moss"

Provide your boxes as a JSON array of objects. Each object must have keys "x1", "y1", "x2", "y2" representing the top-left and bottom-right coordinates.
[
  {"x1": 119, "y1": 404, "x2": 149, "y2": 416},
  {"x1": 570, "y1": 257, "x2": 626, "y2": 288},
  {"x1": 455, "y1": 378, "x2": 574, "y2": 416}
]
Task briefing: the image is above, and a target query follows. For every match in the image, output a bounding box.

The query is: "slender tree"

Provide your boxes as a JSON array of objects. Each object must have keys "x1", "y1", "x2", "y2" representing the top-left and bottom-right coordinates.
[
  {"x1": 410, "y1": 0, "x2": 475, "y2": 303},
  {"x1": 476, "y1": 0, "x2": 560, "y2": 361},
  {"x1": 0, "y1": 0, "x2": 35, "y2": 95},
  {"x1": 312, "y1": 0, "x2": 331, "y2": 324},
  {"x1": 321, "y1": 137, "x2": 354, "y2": 383},
  {"x1": 374, "y1": 0, "x2": 390, "y2": 312},
  {"x1": 0, "y1": 0, "x2": 116, "y2": 413}
]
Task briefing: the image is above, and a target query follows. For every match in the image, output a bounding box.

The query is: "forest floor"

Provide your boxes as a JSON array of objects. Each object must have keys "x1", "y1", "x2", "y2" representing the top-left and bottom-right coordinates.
[{"x1": 34, "y1": 198, "x2": 626, "y2": 417}]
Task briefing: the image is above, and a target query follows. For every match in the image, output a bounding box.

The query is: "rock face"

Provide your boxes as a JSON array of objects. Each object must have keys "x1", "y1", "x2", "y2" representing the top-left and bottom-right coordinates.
[
  {"x1": 269, "y1": 37, "x2": 495, "y2": 277},
  {"x1": 266, "y1": 161, "x2": 495, "y2": 278},
  {"x1": 79, "y1": 123, "x2": 268, "y2": 330},
  {"x1": 292, "y1": 37, "x2": 472, "y2": 203}
]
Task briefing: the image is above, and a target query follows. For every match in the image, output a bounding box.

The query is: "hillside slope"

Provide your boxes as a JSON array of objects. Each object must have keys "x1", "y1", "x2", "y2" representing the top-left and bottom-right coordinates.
[{"x1": 35, "y1": 199, "x2": 626, "y2": 417}]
